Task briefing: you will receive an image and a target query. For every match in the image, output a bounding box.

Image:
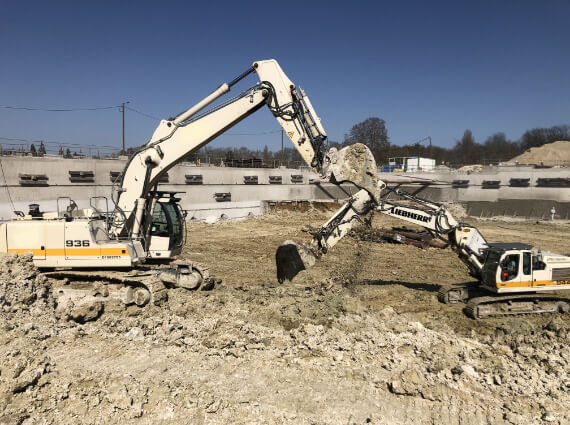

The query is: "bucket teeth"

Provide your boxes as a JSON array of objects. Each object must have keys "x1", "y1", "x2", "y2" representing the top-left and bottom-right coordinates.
[{"x1": 276, "y1": 240, "x2": 316, "y2": 283}]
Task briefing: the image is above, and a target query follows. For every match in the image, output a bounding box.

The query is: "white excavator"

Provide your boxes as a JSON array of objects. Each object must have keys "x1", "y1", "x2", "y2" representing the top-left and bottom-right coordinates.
[
  {"x1": 276, "y1": 158, "x2": 570, "y2": 319},
  {"x1": 0, "y1": 59, "x2": 379, "y2": 308}
]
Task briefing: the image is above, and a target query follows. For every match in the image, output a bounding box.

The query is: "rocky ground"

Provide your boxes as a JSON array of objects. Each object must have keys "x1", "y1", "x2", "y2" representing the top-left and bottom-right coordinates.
[{"x1": 0, "y1": 206, "x2": 569, "y2": 424}]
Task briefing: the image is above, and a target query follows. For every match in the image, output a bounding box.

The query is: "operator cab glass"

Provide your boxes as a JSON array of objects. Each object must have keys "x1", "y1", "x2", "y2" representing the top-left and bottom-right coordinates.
[
  {"x1": 150, "y1": 201, "x2": 184, "y2": 250},
  {"x1": 482, "y1": 249, "x2": 502, "y2": 285},
  {"x1": 484, "y1": 251, "x2": 521, "y2": 282},
  {"x1": 482, "y1": 243, "x2": 534, "y2": 288},
  {"x1": 500, "y1": 253, "x2": 520, "y2": 281}
]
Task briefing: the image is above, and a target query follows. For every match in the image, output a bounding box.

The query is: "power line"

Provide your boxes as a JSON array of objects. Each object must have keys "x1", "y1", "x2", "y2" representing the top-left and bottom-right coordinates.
[
  {"x1": 0, "y1": 157, "x2": 15, "y2": 211},
  {"x1": 2, "y1": 103, "x2": 284, "y2": 135},
  {"x1": 0, "y1": 136, "x2": 38, "y2": 143},
  {"x1": 126, "y1": 106, "x2": 161, "y2": 121},
  {"x1": 1, "y1": 104, "x2": 120, "y2": 112},
  {"x1": 125, "y1": 106, "x2": 282, "y2": 136}
]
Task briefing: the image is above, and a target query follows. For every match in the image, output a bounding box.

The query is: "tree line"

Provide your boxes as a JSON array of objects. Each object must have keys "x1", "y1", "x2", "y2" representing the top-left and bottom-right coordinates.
[
  {"x1": 190, "y1": 119, "x2": 569, "y2": 167},
  {"x1": 188, "y1": 145, "x2": 307, "y2": 167},
  {"x1": 7, "y1": 119, "x2": 568, "y2": 167},
  {"x1": 338, "y1": 118, "x2": 570, "y2": 166}
]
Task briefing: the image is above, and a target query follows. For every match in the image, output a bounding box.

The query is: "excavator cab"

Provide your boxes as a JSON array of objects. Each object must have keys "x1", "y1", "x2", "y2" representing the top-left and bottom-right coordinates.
[
  {"x1": 481, "y1": 243, "x2": 534, "y2": 292},
  {"x1": 146, "y1": 192, "x2": 185, "y2": 261}
]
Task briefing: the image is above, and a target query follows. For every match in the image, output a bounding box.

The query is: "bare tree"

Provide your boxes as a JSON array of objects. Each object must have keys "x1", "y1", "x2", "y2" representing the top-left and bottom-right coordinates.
[
  {"x1": 343, "y1": 117, "x2": 390, "y2": 162},
  {"x1": 453, "y1": 129, "x2": 481, "y2": 165},
  {"x1": 521, "y1": 125, "x2": 570, "y2": 150},
  {"x1": 483, "y1": 132, "x2": 520, "y2": 163}
]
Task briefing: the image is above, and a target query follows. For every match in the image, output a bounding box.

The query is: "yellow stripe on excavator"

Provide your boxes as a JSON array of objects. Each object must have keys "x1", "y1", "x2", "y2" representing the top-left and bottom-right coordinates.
[
  {"x1": 8, "y1": 248, "x2": 129, "y2": 257},
  {"x1": 497, "y1": 280, "x2": 556, "y2": 288}
]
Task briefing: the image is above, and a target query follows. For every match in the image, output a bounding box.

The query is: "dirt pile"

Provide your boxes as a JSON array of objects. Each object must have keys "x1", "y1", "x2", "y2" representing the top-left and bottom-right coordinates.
[
  {"x1": 0, "y1": 253, "x2": 57, "y2": 423},
  {"x1": 0, "y1": 214, "x2": 569, "y2": 424},
  {"x1": 0, "y1": 252, "x2": 52, "y2": 311},
  {"x1": 510, "y1": 140, "x2": 570, "y2": 165},
  {"x1": 456, "y1": 164, "x2": 483, "y2": 173}
]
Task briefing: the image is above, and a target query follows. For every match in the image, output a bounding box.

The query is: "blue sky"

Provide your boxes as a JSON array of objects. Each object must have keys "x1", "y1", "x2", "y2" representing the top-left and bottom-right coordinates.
[{"x1": 1, "y1": 0, "x2": 569, "y2": 153}]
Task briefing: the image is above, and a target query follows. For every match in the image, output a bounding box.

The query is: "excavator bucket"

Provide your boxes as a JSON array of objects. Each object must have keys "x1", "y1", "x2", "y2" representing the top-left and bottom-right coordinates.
[
  {"x1": 276, "y1": 240, "x2": 316, "y2": 283},
  {"x1": 276, "y1": 143, "x2": 382, "y2": 283}
]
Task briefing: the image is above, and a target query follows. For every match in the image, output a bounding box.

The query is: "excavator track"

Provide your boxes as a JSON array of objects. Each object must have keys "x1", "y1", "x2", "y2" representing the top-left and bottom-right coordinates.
[
  {"x1": 44, "y1": 269, "x2": 169, "y2": 309},
  {"x1": 437, "y1": 282, "x2": 483, "y2": 304},
  {"x1": 42, "y1": 262, "x2": 216, "y2": 311},
  {"x1": 465, "y1": 293, "x2": 570, "y2": 319},
  {"x1": 182, "y1": 262, "x2": 215, "y2": 291}
]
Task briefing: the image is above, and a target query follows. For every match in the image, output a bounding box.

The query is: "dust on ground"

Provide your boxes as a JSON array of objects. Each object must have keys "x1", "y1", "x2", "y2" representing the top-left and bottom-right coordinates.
[{"x1": 1, "y1": 207, "x2": 569, "y2": 424}]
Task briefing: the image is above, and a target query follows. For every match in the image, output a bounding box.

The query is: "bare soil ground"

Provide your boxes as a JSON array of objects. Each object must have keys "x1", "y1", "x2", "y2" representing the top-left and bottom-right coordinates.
[{"x1": 1, "y1": 206, "x2": 569, "y2": 424}]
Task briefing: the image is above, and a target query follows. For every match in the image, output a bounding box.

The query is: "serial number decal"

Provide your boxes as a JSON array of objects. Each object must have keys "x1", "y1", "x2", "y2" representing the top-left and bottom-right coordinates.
[
  {"x1": 65, "y1": 240, "x2": 90, "y2": 247},
  {"x1": 102, "y1": 256, "x2": 122, "y2": 260},
  {"x1": 557, "y1": 280, "x2": 570, "y2": 285}
]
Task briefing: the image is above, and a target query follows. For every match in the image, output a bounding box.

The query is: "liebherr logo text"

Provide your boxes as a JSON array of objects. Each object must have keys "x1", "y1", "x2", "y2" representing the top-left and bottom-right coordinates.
[{"x1": 391, "y1": 208, "x2": 432, "y2": 223}]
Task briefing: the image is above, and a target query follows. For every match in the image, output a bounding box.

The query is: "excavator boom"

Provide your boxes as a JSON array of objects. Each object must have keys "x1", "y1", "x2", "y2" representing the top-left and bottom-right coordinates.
[{"x1": 112, "y1": 59, "x2": 330, "y2": 243}]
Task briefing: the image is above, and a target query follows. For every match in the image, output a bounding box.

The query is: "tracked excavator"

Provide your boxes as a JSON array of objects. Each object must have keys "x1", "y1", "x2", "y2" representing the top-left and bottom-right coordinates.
[
  {"x1": 0, "y1": 59, "x2": 378, "y2": 308},
  {"x1": 276, "y1": 168, "x2": 570, "y2": 319}
]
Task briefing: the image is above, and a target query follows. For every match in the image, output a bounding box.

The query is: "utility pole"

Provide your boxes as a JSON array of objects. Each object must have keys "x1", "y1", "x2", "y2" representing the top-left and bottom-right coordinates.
[
  {"x1": 121, "y1": 101, "x2": 130, "y2": 155},
  {"x1": 413, "y1": 136, "x2": 432, "y2": 158}
]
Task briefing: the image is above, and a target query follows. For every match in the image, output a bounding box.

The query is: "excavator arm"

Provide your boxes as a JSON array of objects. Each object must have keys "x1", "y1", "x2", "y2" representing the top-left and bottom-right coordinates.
[
  {"x1": 376, "y1": 187, "x2": 488, "y2": 279},
  {"x1": 110, "y1": 59, "x2": 331, "y2": 239},
  {"x1": 276, "y1": 183, "x2": 489, "y2": 283},
  {"x1": 277, "y1": 188, "x2": 376, "y2": 282}
]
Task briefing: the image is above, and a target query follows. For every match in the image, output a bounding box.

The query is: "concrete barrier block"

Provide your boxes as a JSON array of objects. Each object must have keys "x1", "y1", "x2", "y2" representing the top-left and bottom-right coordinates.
[
  {"x1": 244, "y1": 176, "x2": 258, "y2": 184},
  {"x1": 19, "y1": 174, "x2": 49, "y2": 186},
  {"x1": 185, "y1": 174, "x2": 203, "y2": 185}
]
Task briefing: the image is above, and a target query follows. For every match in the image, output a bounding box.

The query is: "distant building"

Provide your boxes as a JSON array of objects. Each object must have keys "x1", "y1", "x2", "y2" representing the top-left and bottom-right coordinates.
[{"x1": 382, "y1": 156, "x2": 436, "y2": 172}]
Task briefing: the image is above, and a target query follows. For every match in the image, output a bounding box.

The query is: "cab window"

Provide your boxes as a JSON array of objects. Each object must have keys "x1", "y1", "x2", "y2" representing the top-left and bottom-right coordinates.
[
  {"x1": 150, "y1": 204, "x2": 169, "y2": 237},
  {"x1": 532, "y1": 255, "x2": 546, "y2": 271},
  {"x1": 501, "y1": 254, "x2": 519, "y2": 281},
  {"x1": 522, "y1": 252, "x2": 531, "y2": 275},
  {"x1": 162, "y1": 202, "x2": 183, "y2": 248}
]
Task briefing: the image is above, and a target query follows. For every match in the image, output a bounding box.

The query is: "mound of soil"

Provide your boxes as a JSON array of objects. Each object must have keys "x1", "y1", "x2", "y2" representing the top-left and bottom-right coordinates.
[{"x1": 510, "y1": 141, "x2": 570, "y2": 165}]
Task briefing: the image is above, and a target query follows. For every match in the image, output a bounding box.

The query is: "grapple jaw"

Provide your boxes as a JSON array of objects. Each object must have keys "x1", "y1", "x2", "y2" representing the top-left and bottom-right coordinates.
[
  {"x1": 276, "y1": 240, "x2": 317, "y2": 283},
  {"x1": 321, "y1": 143, "x2": 384, "y2": 202}
]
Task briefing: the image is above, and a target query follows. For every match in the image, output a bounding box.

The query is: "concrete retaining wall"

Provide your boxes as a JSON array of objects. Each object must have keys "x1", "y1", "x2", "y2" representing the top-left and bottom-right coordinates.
[
  {"x1": 0, "y1": 156, "x2": 567, "y2": 219},
  {"x1": 464, "y1": 200, "x2": 570, "y2": 220},
  {"x1": 0, "y1": 156, "x2": 363, "y2": 219}
]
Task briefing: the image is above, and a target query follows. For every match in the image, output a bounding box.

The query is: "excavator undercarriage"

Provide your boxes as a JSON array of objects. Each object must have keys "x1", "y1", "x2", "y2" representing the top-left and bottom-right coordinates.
[
  {"x1": 42, "y1": 261, "x2": 215, "y2": 312},
  {"x1": 438, "y1": 283, "x2": 570, "y2": 319}
]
